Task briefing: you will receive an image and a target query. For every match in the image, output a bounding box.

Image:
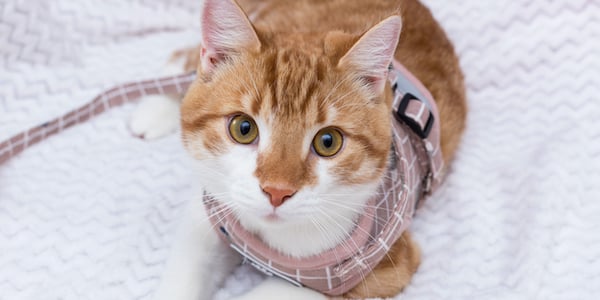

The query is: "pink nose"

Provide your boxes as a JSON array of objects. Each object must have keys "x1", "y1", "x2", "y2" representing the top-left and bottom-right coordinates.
[{"x1": 262, "y1": 186, "x2": 296, "y2": 208}]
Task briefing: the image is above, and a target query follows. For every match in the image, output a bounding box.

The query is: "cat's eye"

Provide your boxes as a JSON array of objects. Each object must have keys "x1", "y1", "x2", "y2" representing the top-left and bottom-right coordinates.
[
  {"x1": 228, "y1": 115, "x2": 258, "y2": 144},
  {"x1": 312, "y1": 128, "x2": 343, "y2": 157}
]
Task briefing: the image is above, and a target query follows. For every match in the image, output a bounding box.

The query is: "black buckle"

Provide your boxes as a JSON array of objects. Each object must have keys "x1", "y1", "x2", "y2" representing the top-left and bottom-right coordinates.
[{"x1": 395, "y1": 93, "x2": 434, "y2": 139}]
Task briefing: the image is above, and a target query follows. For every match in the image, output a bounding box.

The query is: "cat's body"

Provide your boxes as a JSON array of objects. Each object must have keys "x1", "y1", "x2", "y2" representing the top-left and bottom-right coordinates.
[{"x1": 134, "y1": 0, "x2": 466, "y2": 299}]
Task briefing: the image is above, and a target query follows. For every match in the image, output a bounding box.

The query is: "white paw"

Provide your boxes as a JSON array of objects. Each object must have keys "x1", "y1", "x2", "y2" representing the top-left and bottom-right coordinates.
[
  {"x1": 228, "y1": 277, "x2": 327, "y2": 300},
  {"x1": 129, "y1": 95, "x2": 180, "y2": 139}
]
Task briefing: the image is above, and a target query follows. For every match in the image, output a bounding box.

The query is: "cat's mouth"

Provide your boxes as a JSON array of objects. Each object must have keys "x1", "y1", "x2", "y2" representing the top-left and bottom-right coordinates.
[
  {"x1": 263, "y1": 212, "x2": 281, "y2": 222},
  {"x1": 232, "y1": 201, "x2": 288, "y2": 223}
]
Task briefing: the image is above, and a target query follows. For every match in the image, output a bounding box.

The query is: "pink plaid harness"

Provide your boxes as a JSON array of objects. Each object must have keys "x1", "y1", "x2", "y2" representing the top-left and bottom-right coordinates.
[
  {"x1": 0, "y1": 60, "x2": 443, "y2": 297},
  {"x1": 203, "y1": 60, "x2": 444, "y2": 296}
]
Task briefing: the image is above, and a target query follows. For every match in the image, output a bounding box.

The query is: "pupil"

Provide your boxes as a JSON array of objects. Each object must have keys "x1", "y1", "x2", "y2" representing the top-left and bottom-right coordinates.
[
  {"x1": 240, "y1": 121, "x2": 251, "y2": 135},
  {"x1": 322, "y1": 133, "x2": 333, "y2": 148}
]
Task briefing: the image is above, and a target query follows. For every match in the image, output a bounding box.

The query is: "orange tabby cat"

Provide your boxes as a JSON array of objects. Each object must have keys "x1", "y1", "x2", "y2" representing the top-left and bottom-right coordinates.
[{"x1": 140, "y1": 0, "x2": 466, "y2": 299}]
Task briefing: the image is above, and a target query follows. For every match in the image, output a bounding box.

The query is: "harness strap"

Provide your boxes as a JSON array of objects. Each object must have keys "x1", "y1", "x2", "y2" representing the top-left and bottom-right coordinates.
[
  {"x1": 0, "y1": 72, "x2": 196, "y2": 165},
  {"x1": 389, "y1": 61, "x2": 445, "y2": 196}
]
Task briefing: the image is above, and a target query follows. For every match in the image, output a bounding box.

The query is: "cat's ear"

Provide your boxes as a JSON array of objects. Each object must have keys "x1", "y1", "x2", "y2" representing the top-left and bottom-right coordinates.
[
  {"x1": 199, "y1": 0, "x2": 261, "y2": 74},
  {"x1": 338, "y1": 16, "x2": 402, "y2": 95}
]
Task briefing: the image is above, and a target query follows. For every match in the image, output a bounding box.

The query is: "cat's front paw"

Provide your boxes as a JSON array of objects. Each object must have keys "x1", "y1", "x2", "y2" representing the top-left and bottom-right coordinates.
[
  {"x1": 129, "y1": 95, "x2": 180, "y2": 139},
  {"x1": 228, "y1": 278, "x2": 327, "y2": 300}
]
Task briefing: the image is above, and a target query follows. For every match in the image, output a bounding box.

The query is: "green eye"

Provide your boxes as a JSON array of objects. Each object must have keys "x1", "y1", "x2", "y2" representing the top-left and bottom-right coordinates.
[
  {"x1": 313, "y1": 128, "x2": 343, "y2": 157},
  {"x1": 229, "y1": 115, "x2": 258, "y2": 144}
]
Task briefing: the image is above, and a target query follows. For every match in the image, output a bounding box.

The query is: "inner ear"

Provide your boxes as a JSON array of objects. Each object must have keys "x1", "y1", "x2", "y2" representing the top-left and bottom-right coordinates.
[
  {"x1": 200, "y1": 47, "x2": 227, "y2": 74},
  {"x1": 360, "y1": 75, "x2": 389, "y2": 92},
  {"x1": 199, "y1": 0, "x2": 261, "y2": 74},
  {"x1": 338, "y1": 16, "x2": 402, "y2": 96}
]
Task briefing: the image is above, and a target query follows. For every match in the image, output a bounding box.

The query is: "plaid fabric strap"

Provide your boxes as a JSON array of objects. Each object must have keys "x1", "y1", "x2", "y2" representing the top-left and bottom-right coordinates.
[
  {"x1": 0, "y1": 72, "x2": 196, "y2": 165},
  {"x1": 389, "y1": 61, "x2": 445, "y2": 194}
]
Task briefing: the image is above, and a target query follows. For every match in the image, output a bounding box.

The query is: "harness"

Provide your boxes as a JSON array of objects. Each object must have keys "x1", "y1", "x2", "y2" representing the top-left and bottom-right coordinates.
[
  {"x1": 0, "y1": 57, "x2": 443, "y2": 297},
  {"x1": 203, "y1": 60, "x2": 444, "y2": 296}
]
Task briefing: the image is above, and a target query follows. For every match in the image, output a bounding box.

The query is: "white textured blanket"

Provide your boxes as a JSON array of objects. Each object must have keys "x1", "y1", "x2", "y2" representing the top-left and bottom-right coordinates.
[{"x1": 1, "y1": 0, "x2": 599, "y2": 299}]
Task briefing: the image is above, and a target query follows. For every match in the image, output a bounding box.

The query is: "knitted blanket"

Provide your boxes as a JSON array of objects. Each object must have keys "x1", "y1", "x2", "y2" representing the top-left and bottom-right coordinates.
[{"x1": 1, "y1": 0, "x2": 599, "y2": 299}]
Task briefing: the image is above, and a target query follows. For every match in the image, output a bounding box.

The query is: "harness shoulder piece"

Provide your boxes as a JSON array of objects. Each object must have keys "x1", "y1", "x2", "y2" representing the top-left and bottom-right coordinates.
[{"x1": 389, "y1": 60, "x2": 445, "y2": 194}]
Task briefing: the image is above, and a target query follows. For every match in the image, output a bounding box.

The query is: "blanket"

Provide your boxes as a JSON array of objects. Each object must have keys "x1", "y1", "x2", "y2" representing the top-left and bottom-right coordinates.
[{"x1": 1, "y1": 0, "x2": 599, "y2": 299}]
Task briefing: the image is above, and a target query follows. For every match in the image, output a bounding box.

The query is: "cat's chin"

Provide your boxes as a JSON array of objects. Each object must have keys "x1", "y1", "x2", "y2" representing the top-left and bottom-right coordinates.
[
  {"x1": 238, "y1": 209, "x2": 304, "y2": 226},
  {"x1": 235, "y1": 208, "x2": 361, "y2": 258}
]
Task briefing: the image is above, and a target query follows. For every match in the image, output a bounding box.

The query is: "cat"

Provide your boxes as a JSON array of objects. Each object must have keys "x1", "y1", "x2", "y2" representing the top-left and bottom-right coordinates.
[{"x1": 131, "y1": 0, "x2": 466, "y2": 299}]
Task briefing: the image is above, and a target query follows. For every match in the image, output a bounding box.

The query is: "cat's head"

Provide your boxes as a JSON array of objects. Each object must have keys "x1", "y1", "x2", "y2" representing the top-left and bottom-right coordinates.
[{"x1": 181, "y1": 0, "x2": 402, "y2": 257}]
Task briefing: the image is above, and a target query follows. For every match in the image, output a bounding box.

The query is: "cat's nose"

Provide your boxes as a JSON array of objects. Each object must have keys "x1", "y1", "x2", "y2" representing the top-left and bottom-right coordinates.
[{"x1": 262, "y1": 186, "x2": 296, "y2": 208}]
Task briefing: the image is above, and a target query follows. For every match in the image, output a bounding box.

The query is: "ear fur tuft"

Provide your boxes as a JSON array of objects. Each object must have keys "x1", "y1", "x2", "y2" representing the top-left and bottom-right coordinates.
[
  {"x1": 199, "y1": 0, "x2": 261, "y2": 74},
  {"x1": 338, "y1": 16, "x2": 402, "y2": 95}
]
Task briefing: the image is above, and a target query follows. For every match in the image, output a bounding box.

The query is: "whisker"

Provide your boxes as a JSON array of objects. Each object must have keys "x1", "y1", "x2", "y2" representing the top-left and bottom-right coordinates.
[
  {"x1": 319, "y1": 205, "x2": 403, "y2": 294},
  {"x1": 320, "y1": 76, "x2": 350, "y2": 109},
  {"x1": 316, "y1": 191, "x2": 386, "y2": 197},
  {"x1": 314, "y1": 208, "x2": 375, "y2": 293},
  {"x1": 240, "y1": 60, "x2": 262, "y2": 103},
  {"x1": 315, "y1": 207, "x2": 378, "y2": 249},
  {"x1": 328, "y1": 88, "x2": 359, "y2": 108},
  {"x1": 204, "y1": 202, "x2": 241, "y2": 233},
  {"x1": 317, "y1": 199, "x2": 380, "y2": 219},
  {"x1": 315, "y1": 207, "x2": 363, "y2": 252},
  {"x1": 307, "y1": 214, "x2": 353, "y2": 281}
]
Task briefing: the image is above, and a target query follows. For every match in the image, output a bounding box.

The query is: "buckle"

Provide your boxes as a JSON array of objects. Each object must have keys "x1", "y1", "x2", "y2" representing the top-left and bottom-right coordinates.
[{"x1": 395, "y1": 93, "x2": 434, "y2": 139}]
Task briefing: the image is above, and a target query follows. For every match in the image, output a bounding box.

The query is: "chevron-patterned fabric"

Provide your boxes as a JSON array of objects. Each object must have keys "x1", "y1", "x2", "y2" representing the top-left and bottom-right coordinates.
[{"x1": 1, "y1": 1, "x2": 599, "y2": 299}]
